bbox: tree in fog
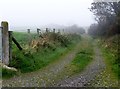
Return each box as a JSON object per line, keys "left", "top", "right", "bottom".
{"left": 88, "top": 23, "right": 98, "bottom": 37}
{"left": 88, "top": 1, "right": 120, "bottom": 37}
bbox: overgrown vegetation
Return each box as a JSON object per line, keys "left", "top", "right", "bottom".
{"left": 2, "top": 68, "right": 17, "bottom": 79}
{"left": 88, "top": 1, "right": 120, "bottom": 80}
{"left": 97, "top": 35, "right": 120, "bottom": 79}
{"left": 2, "top": 31, "right": 81, "bottom": 78}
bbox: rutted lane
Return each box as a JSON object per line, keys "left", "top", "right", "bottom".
{"left": 56, "top": 45, "right": 106, "bottom": 87}
{"left": 2, "top": 42, "right": 81, "bottom": 87}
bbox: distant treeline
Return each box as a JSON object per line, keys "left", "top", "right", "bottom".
{"left": 88, "top": 2, "right": 120, "bottom": 37}
{"left": 65, "top": 25, "right": 85, "bottom": 34}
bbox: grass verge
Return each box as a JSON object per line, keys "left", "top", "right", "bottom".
{"left": 97, "top": 39, "right": 120, "bottom": 80}
{"left": 87, "top": 39, "right": 119, "bottom": 87}
{"left": 101, "top": 48, "right": 119, "bottom": 79}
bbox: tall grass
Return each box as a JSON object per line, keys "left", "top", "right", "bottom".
{"left": 100, "top": 47, "right": 120, "bottom": 79}
{"left": 97, "top": 37, "right": 120, "bottom": 79}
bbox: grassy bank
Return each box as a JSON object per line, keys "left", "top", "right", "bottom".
{"left": 2, "top": 32, "right": 81, "bottom": 79}
{"left": 87, "top": 39, "right": 119, "bottom": 87}
{"left": 100, "top": 47, "right": 119, "bottom": 79}
{"left": 97, "top": 35, "right": 120, "bottom": 79}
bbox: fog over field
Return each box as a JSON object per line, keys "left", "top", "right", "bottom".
{"left": 1, "top": 0, "right": 120, "bottom": 87}
{"left": 0, "top": 0, "right": 94, "bottom": 31}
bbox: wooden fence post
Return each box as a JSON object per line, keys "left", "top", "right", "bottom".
{"left": 9, "top": 31, "right": 13, "bottom": 61}
{"left": 46, "top": 28, "right": 48, "bottom": 33}
{"left": 58, "top": 29, "right": 60, "bottom": 34}
{"left": 27, "top": 29, "right": 30, "bottom": 33}
{"left": 0, "top": 27, "right": 2, "bottom": 60}
{"left": 1, "top": 21, "right": 9, "bottom": 65}
{"left": 37, "top": 28, "right": 40, "bottom": 35}
{"left": 53, "top": 28, "right": 55, "bottom": 33}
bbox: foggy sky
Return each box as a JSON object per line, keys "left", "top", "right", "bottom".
{"left": 0, "top": 0, "right": 95, "bottom": 28}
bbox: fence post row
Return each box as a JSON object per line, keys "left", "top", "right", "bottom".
{"left": 0, "top": 21, "right": 64, "bottom": 65}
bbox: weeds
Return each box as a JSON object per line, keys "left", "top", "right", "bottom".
{"left": 2, "top": 68, "right": 17, "bottom": 79}
{"left": 97, "top": 35, "right": 120, "bottom": 79}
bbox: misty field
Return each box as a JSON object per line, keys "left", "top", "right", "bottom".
{"left": 1, "top": 0, "right": 120, "bottom": 88}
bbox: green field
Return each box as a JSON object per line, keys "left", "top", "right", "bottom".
{"left": 2, "top": 32, "right": 81, "bottom": 78}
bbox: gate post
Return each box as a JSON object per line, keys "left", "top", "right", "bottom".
{"left": 1, "top": 21, "right": 9, "bottom": 65}
{"left": 27, "top": 29, "right": 30, "bottom": 33}
{"left": 53, "top": 28, "right": 55, "bottom": 33}
{"left": 46, "top": 28, "right": 49, "bottom": 33}
{"left": 0, "top": 27, "right": 2, "bottom": 60}
{"left": 9, "top": 31, "right": 13, "bottom": 61}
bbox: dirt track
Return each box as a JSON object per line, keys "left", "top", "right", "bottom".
{"left": 56, "top": 45, "right": 106, "bottom": 87}
{"left": 2, "top": 37, "right": 118, "bottom": 87}
{"left": 2, "top": 42, "right": 81, "bottom": 87}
